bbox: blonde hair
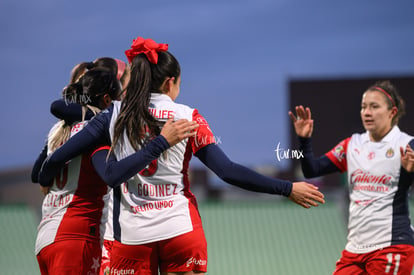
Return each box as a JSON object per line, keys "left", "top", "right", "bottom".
{"left": 47, "top": 105, "right": 101, "bottom": 153}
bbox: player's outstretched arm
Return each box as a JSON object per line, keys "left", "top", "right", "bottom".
{"left": 288, "top": 182, "right": 325, "bottom": 208}
{"left": 196, "top": 143, "right": 325, "bottom": 207}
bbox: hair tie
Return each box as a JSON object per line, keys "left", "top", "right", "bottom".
{"left": 372, "top": 86, "right": 395, "bottom": 107}
{"left": 124, "top": 37, "right": 168, "bottom": 64}
{"left": 115, "top": 59, "right": 126, "bottom": 80}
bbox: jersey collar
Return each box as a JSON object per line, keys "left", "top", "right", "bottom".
{"left": 150, "top": 93, "right": 173, "bottom": 103}
{"left": 362, "top": 126, "right": 400, "bottom": 144}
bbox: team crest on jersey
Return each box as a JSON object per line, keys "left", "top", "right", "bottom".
{"left": 385, "top": 148, "right": 394, "bottom": 158}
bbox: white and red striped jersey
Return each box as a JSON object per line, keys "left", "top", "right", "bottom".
{"left": 326, "top": 126, "right": 414, "bottom": 254}
{"left": 35, "top": 121, "right": 110, "bottom": 254}
{"left": 108, "top": 94, "right": 215, "bottom": 244}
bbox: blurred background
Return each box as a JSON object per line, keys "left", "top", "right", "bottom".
{"left": 1, "top": 0, "right": 414, "bottom": 274}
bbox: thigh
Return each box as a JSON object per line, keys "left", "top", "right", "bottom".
{"left": 37, "top": 239, "right": 102, "bottom": 275}
{"left": 110, "top": 240, "right": 158, "bottom": 275}
{"left": 36, "top": 253, "right": 49, "bottom": 275}
{"left": 159, "top": 225, "right": 208, "bottom": 274}
{"left": 366, "top": 244, "right": 414, "bottom": 275}
{"left": 333, "top": 249, "right": 366, "bottom": 275}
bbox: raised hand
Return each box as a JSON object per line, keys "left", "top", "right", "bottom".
{"left": 400, "top": 144, "right": 414, "bottom": 172}
{"left": 288, "top": 181, "right": 325, "bottom": 208}
{"left": 288, "top": 105, "right": 314, "bottom": 138}
{"left": 160, "top": 117, "right": 199, "bottom": 146}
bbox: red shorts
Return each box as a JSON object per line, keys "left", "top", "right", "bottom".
{"left": 100, "top": 239, "right": 113, "bottom": 275}
{"left": 37, "top": 239, "right": 102, "bottom": 275}
{"left": 110, "top": 225, "right": 207, "bottom": 274}
{"left": 333, "top": 244, "right": 414, "bottom": 275}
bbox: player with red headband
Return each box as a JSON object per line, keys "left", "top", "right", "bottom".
{"left": 289, "top": 80, "right": 414, "bottom": 274}
{"left": 38, "top": 37, "right": 325, "bottom": 275}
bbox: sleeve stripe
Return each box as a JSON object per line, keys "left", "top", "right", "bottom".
{"left": 91, "top": 146, "right": 111, "bottom": 156}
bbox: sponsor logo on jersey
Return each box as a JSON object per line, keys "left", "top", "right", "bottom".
{"left": 350, "top": 169, "right": 392, "bottom": 185}
{"left": 186, "top": 257, "right": 207, "bottom": 268}
{"left": 148, "top": 108, "right": 175, "bottom": 119}
{"left": 110, "top": 268, "right": 135, "bottom": 275}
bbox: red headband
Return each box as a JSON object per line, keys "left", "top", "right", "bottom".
{"left": 125, "top": 37, "right": 168, "bottom": 64}
{"left": 372, "top": 86, "right": 395, "bottom": 107}
{"left": 115, "top": 59, "right": 126, "bottom": 80}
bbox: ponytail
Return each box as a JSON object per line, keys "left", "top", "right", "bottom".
{"left": 47, "top": 120, "right": 72, "bottom": 153}
{"left": 112, "top": 50, "right": 180, "bottom": 152}
{"left": 112, "top": 54, "right": 160, "bottom": 152}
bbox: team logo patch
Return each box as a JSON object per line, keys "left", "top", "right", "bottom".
{"left": 385, "top": 148, "right": 394, "bottom": 158}
{"left": 333, "top": 145, "right": 345, "bottom": 162}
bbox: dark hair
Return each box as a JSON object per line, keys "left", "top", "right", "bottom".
{"left": 70, "top": 57, "right": 118, "bottom": 84}
{"left": 112, "top": 51, "right": 180, "bottom": 150}
{"left": 64, "top": 68, "right": 121, "bottom": 108}
{"left": 94, "top": 57, "right": 118, "bottom": 76}
{"left": 367, "top": 80, "right": 405, "bottom": 126}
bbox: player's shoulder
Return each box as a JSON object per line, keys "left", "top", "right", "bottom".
{"left": 173, "top": 101, "right": 194, "bottom": 113}
{"left": 397, "top": 130, "right": 413, "bottom": 145}
{"left": 384, "top": 126, "right": 412, "bottom": 145}
{"left": 170, "top": 101, "right": 196, "bottom": 120}
{"left": 350, "top": 131, "right": 367, "bottom": 144}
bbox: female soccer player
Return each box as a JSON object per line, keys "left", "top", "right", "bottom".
{"left": 32, "top": 68, "right": 196, "bottom": 275}
{"left": 289, "top": 81, "right": 414, "bottom": 274}
{"left": 46, "top": 57, "right": 130, "bottom": 275}
{"left": 32, "top": 69, "right": 121, "bottom": 275}
{"left": 38, "top": 37, "right": 325, "bottom": 275}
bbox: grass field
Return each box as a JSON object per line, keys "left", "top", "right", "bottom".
{"left": 1, "top": 199, "right": 414, "bottom": 274}
{"left": 200, "top": 200, "right": 346, "bottom": 275}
